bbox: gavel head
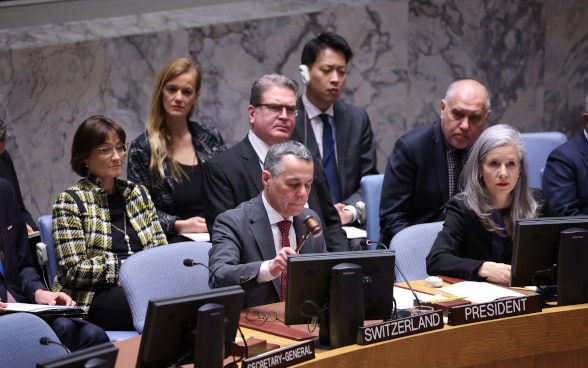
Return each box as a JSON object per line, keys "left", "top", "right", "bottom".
{"left": 302, "top": 215, "right": 322, "bottom": 237}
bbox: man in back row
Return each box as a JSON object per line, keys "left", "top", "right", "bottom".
{"left": 203, "top": 74, "right": 350, "bottom": 252}
{"left": 542, "top": 92, "right": 588, "bottom": 216}
{"left": 379, "top": 79, "right": 491, "bottom": 245}
{"left": 292, "top": 32, "right": 378, "bottom": 225}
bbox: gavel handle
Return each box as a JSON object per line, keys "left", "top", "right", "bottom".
{"left": 295, "top": 231, "right": 311, "bottom": 253}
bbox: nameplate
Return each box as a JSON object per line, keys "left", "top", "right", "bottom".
{"left": 447, "top": 294, "right": 542, "bottom": 326}
{"left": 242, "top": 340, "right": 315, "bottom": 368}
{"left": 357, "top": 310, "right": 444, "bottom": 345}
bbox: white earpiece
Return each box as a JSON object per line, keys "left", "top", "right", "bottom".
{"left": 299, "top": 65, "right": 310, "bottom": 86}
{"left": 36, "top": 242, "right": 48, "bottom": 265}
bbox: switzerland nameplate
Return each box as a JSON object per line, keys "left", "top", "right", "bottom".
{"left": 357, "top": 310, "right": 444, "bottom": 345}
{"left": 447, "top": 294, "right": 542, "bottom": 326}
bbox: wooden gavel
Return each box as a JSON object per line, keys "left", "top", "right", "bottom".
{"left": 295, "top": 215, "right": 322, "bottom": 253}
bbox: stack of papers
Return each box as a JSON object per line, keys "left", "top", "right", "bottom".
{"left": 438, "top": 281, "right": 525, "bottom": 303}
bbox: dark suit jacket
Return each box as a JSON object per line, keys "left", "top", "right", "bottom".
{"left": 426, "top": 189, "right": 559, "bottom": 281}
{"left": 542, "top": 132, "right": 588, "bottom": 216}
{"left": 208, "top": 194, "right": 327, "bottom": 308}
{"left": 0, "top": 150, "right": 37, "bottom": 231}
{"left": 379, "top": 120, "right": 448, "bottom": 245}
{"left": 202, "top": 136, "right": 350, "bottom": 252}
{"left": 292, "top": 99, "right": 378, "bottom": 206}
{"left": 0, "top": 177, "right": 45, "bottom": 303}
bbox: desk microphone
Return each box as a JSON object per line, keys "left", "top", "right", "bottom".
{"left": 360, "top": 239, "right": 422, "bottom": 308}
{"left": 39, "top": 337, "right": 71, "bottom": 354}
{"left": 295, "top": 215, "right": 322, "bottom": 253}
{"left": 183, "top": 258, "right": 221, "bottom": 286}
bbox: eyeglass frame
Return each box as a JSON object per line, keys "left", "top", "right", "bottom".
{"left": 96, "top": 143, "right": 129, "bottom": 157}
{"left": 255, "top": 103, "right": 298, "bottom": 117}
{"left": 244, "top": 309, "right": 285, "bottom": 326}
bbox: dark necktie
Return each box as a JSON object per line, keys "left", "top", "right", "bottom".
{"left": 277, "top": 220, "right": 291, "bottom": 301}
{"left": 320, "top": 114, "right": 342, "bottom": 204}
{"left": 453, "top": 149, "right": 466, "bottom": 197}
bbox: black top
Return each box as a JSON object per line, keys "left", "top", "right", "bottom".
{"left": 173, "top": 163, "right": 204, "bottom": 219}
{"left": 107, "top": 190, "right": 141, "bottom": 261}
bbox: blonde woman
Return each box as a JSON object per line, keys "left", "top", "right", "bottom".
{"left": 128, "top": 58, "right": 226, "bottom": 242}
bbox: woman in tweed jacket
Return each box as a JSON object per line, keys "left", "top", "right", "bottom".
{"left": 52, "top": 115, "right": 167, "bottom": 331}
{"left": 128, "top": 58, "right": 226, "bottom": 242}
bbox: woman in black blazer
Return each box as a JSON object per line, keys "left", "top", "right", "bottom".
{"left": 426, "top": 124, "right": 559, "bottom": 284}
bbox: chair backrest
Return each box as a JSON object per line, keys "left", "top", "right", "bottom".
{"left": 38, "top": 215, "right": 58, "bottom": 289}
{"left": 0, "top": 313, "right": 66, "bottom": 367}
{"left": 360, "top": 174, "right": 384, "bottom": 245}
{"left": 390, "top": 221, "right": 443, "bottom": 282}
{"left": 520, "top": 131, "right": 567, "bottom": 189}
{"left": 120, "top": 241, "right": 213, "bottom": 333}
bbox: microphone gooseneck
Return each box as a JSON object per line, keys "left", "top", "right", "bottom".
{"left": 39, "top": 336, "right": 72, "bottom": 354}
{"left": 295, "top": 215, "right": 322, "bottom": 253}
{"left": 183, "top": 258, "right": 221, "bottom": 287}
{"left": 362, "top": 240, "right": 422, "bottom": 307}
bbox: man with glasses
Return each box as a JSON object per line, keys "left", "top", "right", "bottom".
{"left": 292, "top": 32, "right": 378, "bottom": 226}
{"left": 203, "top": 74, "right": 351, "bottom": 252}
{"left": 379, "top": 79, "right": 491, "bottom": 246}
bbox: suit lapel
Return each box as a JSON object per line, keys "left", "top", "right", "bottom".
{"left": 295, "top": 100, "right": 321, "bottom": 157}
{"left": 577, "top": 134, "right": 588, "bottom": 174}
{"left": 431, "top": 121, "right": 450, "bottom": 202}
{"left": 333, "top": 101, "right": 348, "bottom": 196}
{"left": 241, "top": 139, "right": 264, "bottom": 193}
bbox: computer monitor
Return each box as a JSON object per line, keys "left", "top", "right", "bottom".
{"left": 284, "top": 250, "right": 395, "bottom": 347}
{"left": 136, "top": 285, "right": 245, "bottom": 368}
{"left": 510, "top": 216, "right": 588, "bottom": 287}
{"left": 36, "top": 342, "right": 118, "bottom": 368}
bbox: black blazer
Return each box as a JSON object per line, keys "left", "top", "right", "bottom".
{"left": 202, "top": 136, "right": 350, "bottom": 252}
{"left": 379, "top": 120, "right": 448, "bottom": 245}
{"left": 0, "top": 177, "right": 46, "bottom": 303}
{"left": 426, "top": 189, "right": 560, "bottom": 281}
{"left": 0, "top": 150, "right": 37, "bottom": 231}
{"left": 292, "top": 98, "right": 378, "bottom": 205}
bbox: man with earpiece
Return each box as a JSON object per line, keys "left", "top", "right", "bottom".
{"left": 292, "top": 32, "right": 378, "bottom": 226}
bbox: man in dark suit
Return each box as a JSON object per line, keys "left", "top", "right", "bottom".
{"left": 379, "top": 79, "right": 491, "bottom": 245}
{"left": 542, "top": 94, "right": 588, "bottom": 216}
{"left": 0, "top": 177, "right": 108, "bottom": 351}
{"left": 208, "top": 140, "right": 327, "bottom": 308}
{"left": 203, "top": 74, "right": 350, "bottom": 252}
{"left": 292, "top": 32, "right": 378, "bottom": 225}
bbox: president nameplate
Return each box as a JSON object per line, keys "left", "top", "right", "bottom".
{"left": 357, "top": 310, "right": 444, "bottom": 345}
{"left": 447, "top": 294, "right": 542, "bottom": 326}
{"left": 242, "top": 340, "right": 314, "bottom": 368}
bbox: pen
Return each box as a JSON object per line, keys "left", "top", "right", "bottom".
{"left": 426, "top": 296, "right": 467, "bottom": 304}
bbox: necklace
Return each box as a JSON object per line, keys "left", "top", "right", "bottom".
{"left": 111, "top": 211, "right": 133, "bottom": 255}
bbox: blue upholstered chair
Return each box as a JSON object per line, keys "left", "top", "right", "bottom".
{"left": 119, "top": 241, "right": 212, "bottom": 333}
{"left": 360, "top": 174, "right": 385, "bottom": 247}
{"left": 520, "top": 131, "right": 567, "bottom": 189}
{"left": 0, "top": 313, "right": 66, "bottom": 368}
{"left": 37, "top": 215, "right": 139, "bottom": 342}
{"left": 390, "top": 221, "right": 443, "bottom": 282}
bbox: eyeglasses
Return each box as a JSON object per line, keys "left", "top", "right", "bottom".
{"left": 97, "top": 144, "right": 128, "bottom": 157}
{"left": 245, "top": 310, "right": 284, "bottom": 326}
{"left": 256, "top": 103, "right": 298, "bottom": 117}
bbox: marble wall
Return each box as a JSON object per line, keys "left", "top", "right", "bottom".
{"left": 0, "top": 0, "right": 587, "bottom": 222}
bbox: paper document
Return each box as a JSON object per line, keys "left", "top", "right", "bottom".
{"left": 394, "top": 286, "right": 442, "bottom": 309}
{"left": 5, "top": 302, "right": 83, "bottom": 314}
{"left": 438, "top": 281, "right": 525, "bottom": 303}
{"left": 181, "top": 233, "right": 211, "bottom": 242}
{"left": 342, "top": 226, "right": 367, "bottom": 239}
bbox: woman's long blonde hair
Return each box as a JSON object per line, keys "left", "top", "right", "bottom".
{"left": 147, "top": 58, "right": 201, "bottom": 182}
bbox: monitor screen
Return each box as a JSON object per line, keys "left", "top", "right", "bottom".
{"left": 36, "top": 342, "right": 118, "bottom": 368}
{"left": 511, "top": 216, "right": 588, "bottom": 287}
{"left": 284, "top": 250, "right": 395, "bottom": 326}
{"left": 136, "top": 285, "right": 245, "bottom": 368}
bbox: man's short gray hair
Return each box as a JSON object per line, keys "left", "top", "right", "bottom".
{"left": 264, "top": 140, "right": 313, "bottom": 177}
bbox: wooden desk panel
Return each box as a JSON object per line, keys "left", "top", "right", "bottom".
{"left": 114, "top": 303, "right": 588, "bottom": 368}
